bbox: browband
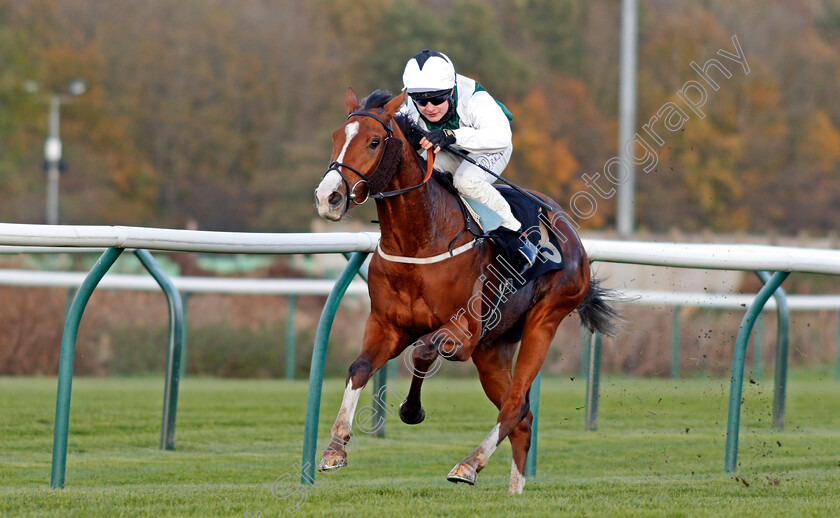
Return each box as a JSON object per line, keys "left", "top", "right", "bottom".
{"left": 348, "top": 111, "right": 393, "bottom": 135}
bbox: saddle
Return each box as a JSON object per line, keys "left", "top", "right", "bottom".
{"left": 434, "top": 172, "right": 564, "bottom": 285}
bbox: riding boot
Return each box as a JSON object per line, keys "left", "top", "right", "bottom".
{"left": 491, "top": 228, "right": 539, "bottom": 275}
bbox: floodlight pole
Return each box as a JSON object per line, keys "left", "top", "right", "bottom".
{"left": 45, "top": 95, "right": 62, "bottom": 225}
{"left": 42, "top": 79, "right": 87, "bottom": 225}
{"left": 616, "top": 0, "right": 638, "bottom": 238}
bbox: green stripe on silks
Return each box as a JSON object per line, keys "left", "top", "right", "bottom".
{"left": 422, "top": 83, "right": 513, "bottom": 131}
{"left": 474, "top": 82, "right": 513, "bottom": 122}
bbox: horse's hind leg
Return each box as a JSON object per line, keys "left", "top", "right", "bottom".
{"left": 478, "top": 340, "right": 533, "bottom": 495}
{"left": 447, "top": 336, "right": 533, "bottom": 494}
{"left": 319, "top": 321, "right": 407, "bottom": 472}
{"left": 448, "top": 294, "right": 578, "bottom": 493}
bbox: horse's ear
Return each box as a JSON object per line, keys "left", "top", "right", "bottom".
{"left": 345, "top": 87, "right": 360, "bottom": 114}
{"left": 383, "top": 90, "right": 407, "bottom": 117}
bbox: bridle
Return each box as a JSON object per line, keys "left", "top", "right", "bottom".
{"left": 323, "top": 110, "right": 433, "bottom": 213}
{"left": 324, "top": 107, "right": 480, "bottom": 264}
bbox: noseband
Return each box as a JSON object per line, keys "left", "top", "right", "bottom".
{"left": 323, "top": 110, "right": 432, "bottom": 212}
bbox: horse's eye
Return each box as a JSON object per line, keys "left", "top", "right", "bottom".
{"left": 370, "top": 138, "right": 381, "bottom": 149}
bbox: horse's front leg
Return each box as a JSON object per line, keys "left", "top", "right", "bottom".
{"left": 399, "top": 312, "right": 483, "bottom": 425}
{"left": 319, "top": 318, "right": 408, "bottom": 472}
{"left": 398, "top": 339, "right": 438, "bottom": 425}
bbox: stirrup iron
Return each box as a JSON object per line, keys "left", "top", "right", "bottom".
{"left": 518, "top": 238, "right": 539, "bottom": 274}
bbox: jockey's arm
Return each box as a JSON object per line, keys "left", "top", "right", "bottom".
{"left": 451, "top": 90, "right": 512, "bottom": 155}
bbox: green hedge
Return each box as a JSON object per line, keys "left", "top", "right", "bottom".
{"left": 104, "top": 322, "right": 321, "bottom": 378}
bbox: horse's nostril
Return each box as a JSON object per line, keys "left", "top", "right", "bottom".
{"left": 328, "top": 192, "right": 343, "bottom": 206}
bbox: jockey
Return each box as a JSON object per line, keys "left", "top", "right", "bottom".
{"left": 400, "top": 49, "right": 537, "bottom": 270}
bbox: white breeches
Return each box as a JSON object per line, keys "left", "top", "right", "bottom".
{"left": 430, "top": 143, "right": 521, "bottom": 231}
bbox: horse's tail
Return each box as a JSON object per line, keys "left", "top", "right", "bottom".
{"left": 576, "top": 277, "right": 623, "bottom": 337}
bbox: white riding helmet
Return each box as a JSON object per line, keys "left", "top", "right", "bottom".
{"left": 402, "top": 50, "right": 456, "bottom": 95}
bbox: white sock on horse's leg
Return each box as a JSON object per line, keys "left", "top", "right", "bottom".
{"left": 331, "top": 382, "right": 363, "bottom": 442}
{"left": 509, "top": 460, "right": 526, "bottom": 494}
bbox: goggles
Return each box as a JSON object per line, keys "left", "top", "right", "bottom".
{"left": 411, "top": 91, "right": 451, "bottom": 107}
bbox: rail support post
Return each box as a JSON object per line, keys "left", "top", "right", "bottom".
{"left": 752, "top": 313, "right": 763, "bottom": 379}
{"left": 580, "top": 328, "right": 591, "bottom": 380}
{"left": 286, "top": 294, "right": 298, "bottom": 380}
{"left": 524, "top": 368, "right": 542, "bottom": 477}
{"left": 836, "top": 310, "right": 840, "bottom": 381}
{"left": 371, "top": 366, "right": 388, "bottom": 439}
{"left": 51, "top": 246, "right": 124, "bottom": 489}
{"left": 755, "top": 270, "right": 790, "bottom": 430}
{"left": 301, "top": 252, "right": 368, "bottom": 485}
{"left": 725, "top": 270, "right": 789, "bottom": 473}
{"left": 180, "top": 291, "right": 191, "bottom": 380}
{"left": 671, "top": 305, "right": 681, "bottom": 378}
{"left": 134, "top": 249, "right": 184, "bottom": 451}
{"left": 585, "top": 331, "right": 602, "bottom": 431}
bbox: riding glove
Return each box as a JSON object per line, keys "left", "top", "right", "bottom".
{"left": 426, "top": 129, "right": 457, "bottom": 149}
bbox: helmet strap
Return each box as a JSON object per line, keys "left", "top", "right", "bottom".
{"left": 438, "top": 95, "right": 456, "bottom": 123}
{"left": 418, "top": 86, "right": 457, "bottom": 126}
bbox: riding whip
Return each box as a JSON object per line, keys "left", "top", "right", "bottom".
{"left": 411, "top": 123, "right": 554, "bottom": 213}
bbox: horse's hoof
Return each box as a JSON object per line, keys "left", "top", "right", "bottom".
{"left": 399, "top": 401, "right": 425, "bottom": 425}
{"left": 318, "top": 447, "right": 347, "bottom": 472}
{"left": 446, "top": 461, "right": 476, "bottom": 485}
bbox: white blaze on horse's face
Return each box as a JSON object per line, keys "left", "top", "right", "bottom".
{"left": 315, "top": 121, "right": 360, "bottom": 221}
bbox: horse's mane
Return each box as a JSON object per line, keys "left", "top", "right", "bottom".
{"left": 362, "top": 90, "right": 393, "bottom": 109}
{"left": 360, "top": 89, "right": 459, "bottom": 197}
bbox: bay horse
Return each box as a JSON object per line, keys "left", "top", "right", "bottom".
{"left": 314, "top": 88, "right": 616, "bottom": 494}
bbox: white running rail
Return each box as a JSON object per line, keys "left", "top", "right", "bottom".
{"left": 0, "top": 224, "right": 839, "bottom": 275}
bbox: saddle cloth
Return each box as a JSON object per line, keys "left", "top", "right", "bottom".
{"left": 463, "top": 185, "right": 564, "bottom": 283}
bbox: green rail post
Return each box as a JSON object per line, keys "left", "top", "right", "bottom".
{"left": 671, "top": 305, "right": 681, "bottom": 379}
{"left": 524, "top": 368, "right": 542, "bottom": 477}
{"left": 371, "top": 366, "right": 388, "bottom": 438}
{"left": 342, "top": 252, "right": 369, "bottom": 282}
{"left": 724, "top": 271, "right": 789, "bottom": 473}
{"left": 301, "top": 252, "right": 368, "bottom": 485}
{"left": 286, "top": 294, "right": 298, "bottom": 380}
{"left": 180, "top": 291, "right": 190, "bottom": 380}
{"left": 64, "top": 287, "right": 76, "bottom": 319}
{"left": 51, "top": 247, "right": 124, "bottom": 489}
{"left": 580, "top": 328, "right": 591, "bottom": 380}
{"left": 752, "top": 313, "right": 763, "bottom": 379}
{"left": 835, "top": 311, "right": 840, "bottom": 381}
{"left": 755, "top": 270, "right": 790, "bottom": 430}
{"left": 134, "top": 249, "right": 184, "bottom": 451}
{"left": 585, "top": 331, "right": 602, "bottom": 431}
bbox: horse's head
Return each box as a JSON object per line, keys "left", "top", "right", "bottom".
{"left": 315, "top": 88, "right": 407, "bottom": 221}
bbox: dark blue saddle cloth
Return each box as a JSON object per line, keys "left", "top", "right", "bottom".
{"left": 492, "top": 185, "right": 564, "bottom": 283}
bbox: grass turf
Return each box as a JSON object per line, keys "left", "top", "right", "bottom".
{"left": 1, "top": 370, "right": 839, "bottom": 517}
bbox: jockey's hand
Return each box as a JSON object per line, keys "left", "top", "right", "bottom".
{"left": 420, "top": 129, "right": 456, "bottom": 154}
